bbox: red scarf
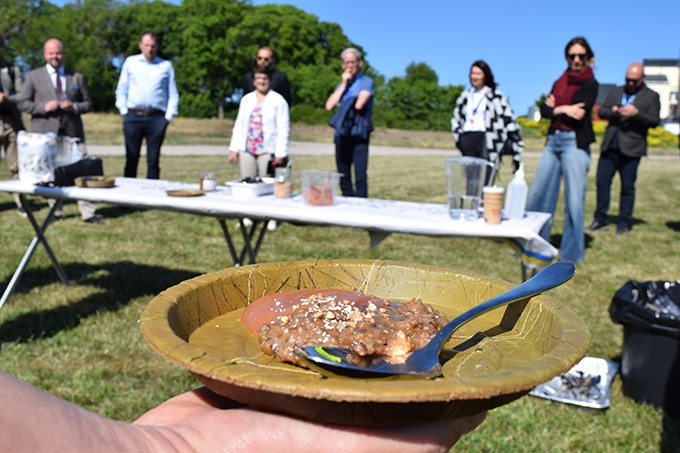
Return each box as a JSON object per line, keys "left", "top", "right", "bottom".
{"left": 550, "top": 66, "right": 594, "bottom": 131}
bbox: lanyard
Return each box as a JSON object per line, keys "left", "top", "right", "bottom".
{"left": 468, "top": 89, "right": 486, "bottom": 124}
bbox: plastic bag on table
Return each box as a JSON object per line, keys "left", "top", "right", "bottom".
{"left": 17, "top": 131, "right": 58, "bottom": 184}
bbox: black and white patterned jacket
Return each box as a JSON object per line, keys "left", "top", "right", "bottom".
{"left": 451, "top": 87, "right": 524, "bottom": 171}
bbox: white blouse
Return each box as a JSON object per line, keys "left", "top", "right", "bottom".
{"left": 229, "top": 90, "right": 290, "bottom": 158}
{"left": 463, "top": 87, "right": 489, "bottom": 133}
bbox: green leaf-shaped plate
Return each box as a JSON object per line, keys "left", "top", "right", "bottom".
{"left": 140, "top": 259, "right": 589, "bottom": 425}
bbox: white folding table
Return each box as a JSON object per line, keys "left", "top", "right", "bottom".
{"left": 0, "top": 177, "right": 557, "bottom": 308}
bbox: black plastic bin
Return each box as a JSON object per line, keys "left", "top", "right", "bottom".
{"left": 610, "top": 280, "right": 680, "bottom": 417}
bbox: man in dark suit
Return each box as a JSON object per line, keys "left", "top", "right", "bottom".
{"left": 588, "top": 62, "right": 660, "bottom": 235}
{"left": 243, "top": 46, "right": 291, "bottom": 106}
{"left": 18, "top": 38, "right": 100, "bottom": 224}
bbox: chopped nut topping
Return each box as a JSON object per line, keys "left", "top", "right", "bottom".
{"left": 250, "top": 290, "right": 448, "bottom": 368}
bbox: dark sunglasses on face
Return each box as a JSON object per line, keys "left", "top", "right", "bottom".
{"left": 568, "top": 53, "right": 587, "bottom": 61}
{"left": 626, "top": 78, "right": 642, "bottom": 84}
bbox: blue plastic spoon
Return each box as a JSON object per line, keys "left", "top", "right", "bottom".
{"left": 296, "top": 262, "right": 575, "bottom": 378}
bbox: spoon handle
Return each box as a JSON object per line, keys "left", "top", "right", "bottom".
{"left": 428, "top": 262, "right": 575, "bottom": 351}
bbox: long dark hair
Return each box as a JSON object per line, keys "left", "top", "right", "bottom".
{"left": 471, "top": 60, "right": 496, "bottom": 91}
{"left": 564, "top": 36, "right": 595, "bottom": 62}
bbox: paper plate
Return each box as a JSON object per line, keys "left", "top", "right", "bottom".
{"left": 140, "top": 259, "right": 590, "bottom": 425}
{"left": 166, "top": 189, "right": 204, "bottom": 197}
{"left": 74, "top": 175, "right": 115, "bottom": 188}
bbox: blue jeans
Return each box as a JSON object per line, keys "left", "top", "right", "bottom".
{"left": 594, "top": 148, "right": 640, "bottom": 227}
{"left": 526, "top": 131, "right": 591, "bottom": 263}
{"left": 123, "top": 113, "right": 168, "bottom": 179}
{"left": 334, "top": 135, "right": 369, "bottom": 197}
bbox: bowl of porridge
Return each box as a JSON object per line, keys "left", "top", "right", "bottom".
{"left": 140, "top": 259, "right": 589, "bottom": 425}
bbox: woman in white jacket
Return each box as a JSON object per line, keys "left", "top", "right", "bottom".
{"left": 229, "top": 66, "right": 289, "bottom": 179}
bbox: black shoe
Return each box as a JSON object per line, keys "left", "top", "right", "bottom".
{"left": 587, "top": 220, "right": 609, "bottom": 232}
{"left": 16, "top": 207, "right": 27, "bottom": 218}
{"left": 84, "top": 215, "right": 102, "bottom": 225}
{"left": 616, "top": 224, "right": 631, "bottom": 235}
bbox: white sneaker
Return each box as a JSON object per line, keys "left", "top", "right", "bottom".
{"left": 267, "top": 220, "right": 277, "bottom": 231}
{"left": 240, "top": 218, "right": 253, "bottom": 228}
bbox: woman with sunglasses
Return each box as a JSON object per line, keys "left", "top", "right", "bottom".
{"left": 451, "top": 60, "right": 524, "bottom": 182}
{"left": 526, "top": 37, "right": 599, "bottom": 264}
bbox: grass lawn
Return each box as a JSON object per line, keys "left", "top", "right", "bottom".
{"left": 0, "top": 147, "right": 679, "bottom": 451}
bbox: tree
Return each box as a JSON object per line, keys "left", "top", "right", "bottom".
{"left": 0, "top": 0, "right": 58, "bottom": 69}
{"left": 44, "top": 0, "right": 122, "bottom": 111}
{"left": 110, "top": 1, "right": 183, "bottom": 60}
{"left": 226, "top": 4, "right": 358, "bottom": 107}
{"left": 378, "top": 62, "right": 463, "bottom": 130}
{"left": 173, "top": 0, "right": 249, "bottom": 118}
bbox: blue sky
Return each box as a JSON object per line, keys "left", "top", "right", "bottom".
{"left": 53, "top": 0, "right": 679, "bottom": 116}
{"left": 250, "top": 0, "right": 679, "bottom": 115}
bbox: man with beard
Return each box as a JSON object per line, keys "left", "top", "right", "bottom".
{"left": 243, "top": 46, "right": 291, "bottom": 106}
{"left": 588, "top": 62, "right": 660, "bottom": 235}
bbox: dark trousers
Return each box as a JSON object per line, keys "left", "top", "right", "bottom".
{"left": 594, "top": 148, "right": 640, "bottom": 227}
{"left": 123, "top": 113, "right": 168, "bottom": 179}
{"left": 334, "top": 135, "right": 369, "bottom": 198}
{"left": 458, "top": 131, "right": 494, "bottom": 185}
{"left": 458, "top": 131, "right": 487, "bottom": 160}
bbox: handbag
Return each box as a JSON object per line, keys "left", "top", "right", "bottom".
{"left": 53, "top": 157, "right": 104, "bottom": 186}
{"left": 266, "top": 156, "right": 289, "bottom": 177}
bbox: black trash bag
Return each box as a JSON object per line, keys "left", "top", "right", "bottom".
{"left": 609, "top": 280, "right": 680, "bottom": 331}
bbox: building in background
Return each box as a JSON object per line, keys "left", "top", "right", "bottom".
{"left": 643, "top": 59, "right": 679, "bottom": 121}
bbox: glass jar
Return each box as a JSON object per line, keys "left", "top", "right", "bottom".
{"left": 274, "top": 167, "right": 292, "bottom": 198}
{"left": 200, "top": 172, "right": 217, "bottom": 191}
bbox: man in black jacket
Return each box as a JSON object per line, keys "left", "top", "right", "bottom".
{"left": 0, "top": 55, "right": 26, "bottom": 214}
{"left": 0, "top": 56, "right": 24, "bottom": 179}
{"left": 588, "top": 62, "right": 660, "bottom": 235}
{"left": 243, "top": 46, "right": 291, "bottom": 106}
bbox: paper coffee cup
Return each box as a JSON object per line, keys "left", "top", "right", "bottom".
{"left": 483, "top": 186, "right": 504, "bottom": 224}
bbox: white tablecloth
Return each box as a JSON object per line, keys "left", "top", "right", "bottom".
{"left": 0, "top": 177, "right": 557, "bottom": 268}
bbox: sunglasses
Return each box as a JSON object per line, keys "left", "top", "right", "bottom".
{"left": 567, "top": 53, "right": 588, "bottom": 61}
{"left": 626, "top": 78, "right": 642, "bottom": 84}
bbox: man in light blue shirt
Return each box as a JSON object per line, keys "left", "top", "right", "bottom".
{"left": 115, "top": 32, "right": 179, "bottom": 179}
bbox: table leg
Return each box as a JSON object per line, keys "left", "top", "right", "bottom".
{"left": 217, "top": 219, "right": 240, "bottom": 265}
{"left": 237, "top": 219, "right": 267, "bottom": 265}
{"left": 0, "top": 196, "right": 69, "bottom": 309}
{"left": 521, "top": 263, "right": 539, "bottom": 282}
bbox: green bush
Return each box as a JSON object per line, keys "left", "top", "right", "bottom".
{"left": 290, "top": 104, "right": 332, "bottom": 125}
{"left": 178, "top": 93, "right": 217, "bottom": 119}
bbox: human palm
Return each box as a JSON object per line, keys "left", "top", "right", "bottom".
{"left": 134, "top": 387, "right": 486, "bottom": 452}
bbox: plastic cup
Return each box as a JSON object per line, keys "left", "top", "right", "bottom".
{"left": 483, "top": 186, "right": 504, "bottom": 224}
